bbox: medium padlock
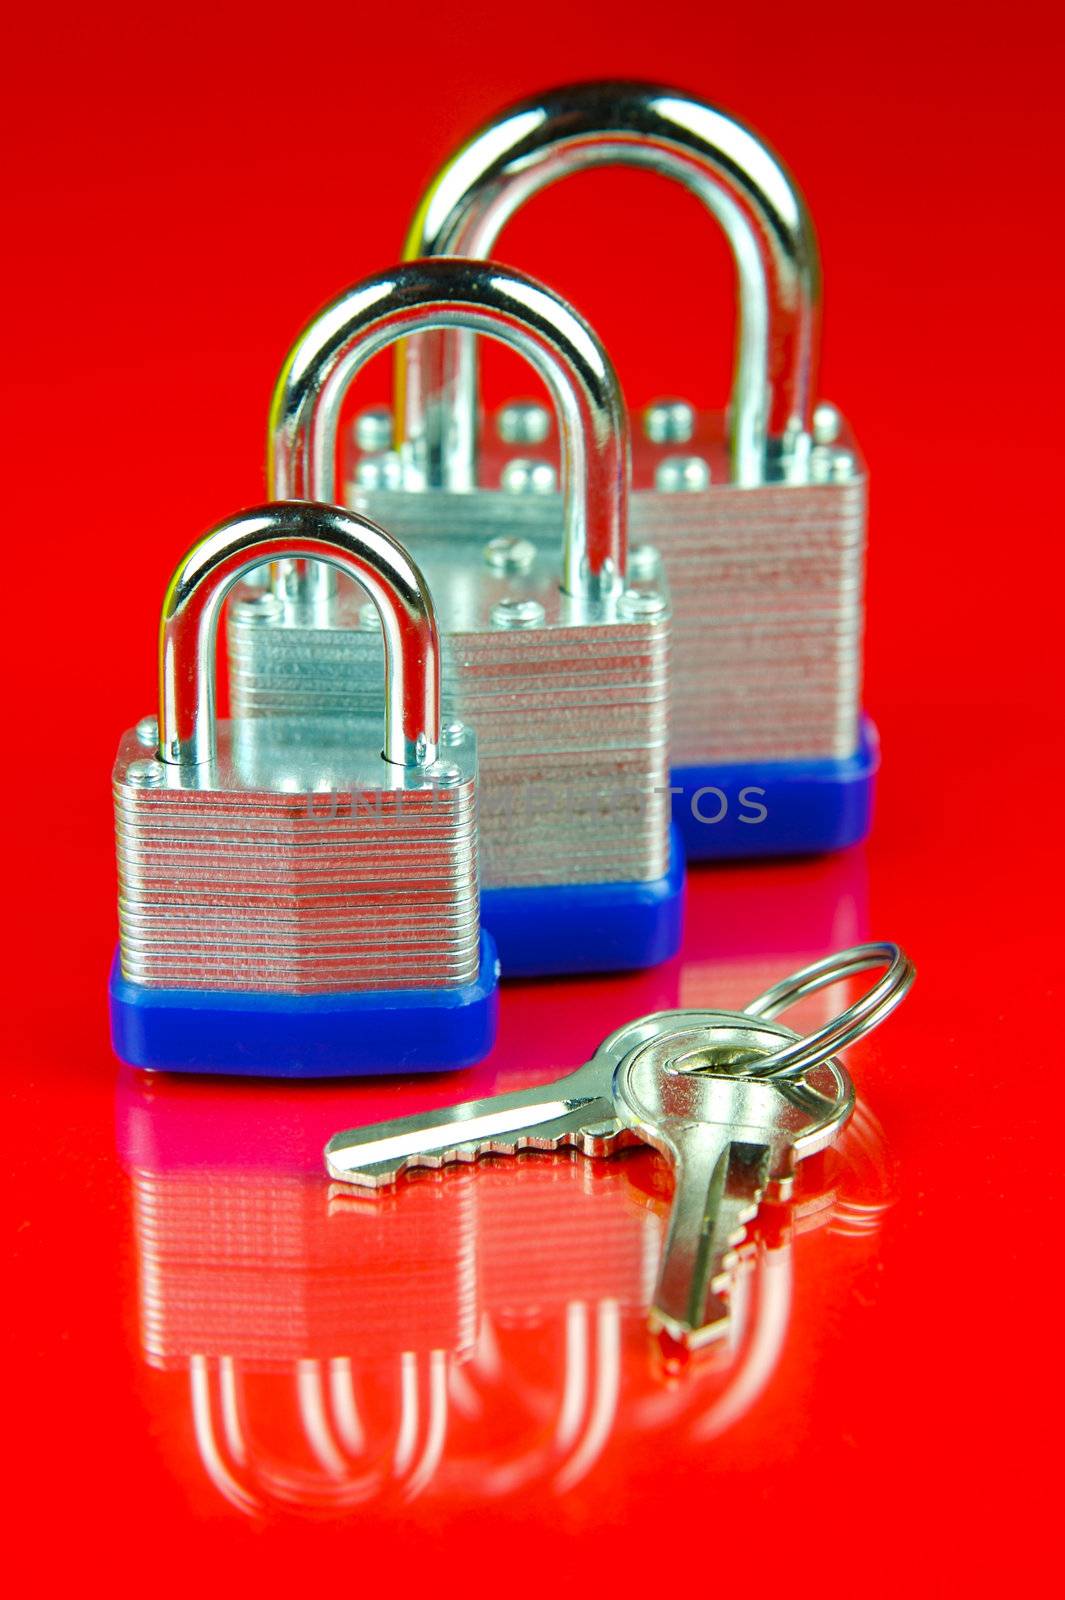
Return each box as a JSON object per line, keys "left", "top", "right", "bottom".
{"left": 109, "top": 500, "right": 499, "bottom": 1077}
{"left": 227, "top": 260, "right": 684, "bottom": 979}
{"left": 384, "top": 80, "right": 877, "bottom": 862}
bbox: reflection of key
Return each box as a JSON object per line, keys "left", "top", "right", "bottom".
{"left": 612, "top": 1022, "right": 852, "bottom": 1347}
{"left": 326, "top": 1009, "right": 853, "bottom": 1349}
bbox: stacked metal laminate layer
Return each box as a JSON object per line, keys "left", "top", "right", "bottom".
{"left": 339, "top": 406, "right": 865, "bottom": 770}
{"left": 227, "top": 536, "right": 671, "bottom": 889}
{"left": 113, "top": 718, "right": 480, "bottom": 991}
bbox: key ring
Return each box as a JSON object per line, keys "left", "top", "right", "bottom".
{"left": 741, "top": 942, "right": 915, "bottom": 1080}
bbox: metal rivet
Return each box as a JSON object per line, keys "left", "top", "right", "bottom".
{"left": 484, "top": 535, "right": 537, "bottom": 575}
{"left": 628, "top": 543, "right": 661, "bottom": 581}
{"left": 501, "top": 458, "right": 557, "bottom": 495}
{"left": 498, "top": 400, "right": 552, "bottom": 445}
{"left": 618, "top": 588, "right": 668, "bottom": 620}
{"left": 812, "top": 401, "right": 843, "bottom": 446}
{"left": 655, "top": 455, "right": 711, "bottom": 493}
{"left": 643, "top": 399, "right": 695, "bottom": 445}
{"left": 441, "top": 720, "right": 467, "bottom": 747}
{"left": 830, "top": 448, "right": 858, "bottom": 482}
{"left": 354, "top": 406, "right": 393, "bottom": 452}
{"left": 125, "top": 759, "right": 165, "bottom": 788}
{"left": 491, "top": 597, "right": 546, "bottom": 630}
{"left": 427, "top": 762, "right": 462, "bottom": 789}
{"left": 355, "top": 452, "right": 402, "bottom": 491}
{"left": 234, "top": 591, "right": 281, "bottom": 625}
{"left": 135, "top": 715, "right": 159, "bottom": 748}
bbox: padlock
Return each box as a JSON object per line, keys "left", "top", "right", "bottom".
{"left": 227, "top": 260, "right": 684, "bottom": 979}
{"left": 383, "top": 80, "right": 877, "bottom": 862}
{"left": 109, "top": 500, "right": 499, "bottom": 1076}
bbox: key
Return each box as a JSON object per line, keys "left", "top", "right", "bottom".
{"left": 323, "top": 1008, "right": 734, "bottom": 1187}
{"left": 324, "top": 1055, "right": 624, "bottom": 1188}
{"left": 324, "top": 1008, "right": 853, "bottom": 1347}
{"left": 613, "top": 1019, "right": 853, "bottom": 1347}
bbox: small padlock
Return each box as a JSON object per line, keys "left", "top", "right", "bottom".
{"left": 390, "top": 80, "right": 877, "bottom": 862}
{"left": 227, "top": 260, "right": 684, "bottom": 979}
{"left": 109, "top": 500, "right": 499, "bottom": 1076}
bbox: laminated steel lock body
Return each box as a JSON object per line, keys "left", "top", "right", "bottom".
{"left": 381, "top": 82, "right": 876, "bottom": 859}
{"left": 110, "top": 501, "right": 498, "bottom": 1075}
{"left": 227, "top": 262, "right": 683, "bottom": 975}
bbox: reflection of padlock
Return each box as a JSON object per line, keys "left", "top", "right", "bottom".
{"left": 386, "top": 81, "right": 877, "bottom": 862}
{"left": 109, "top": 501, "right": 498, "bottom": 1076}
{"left": 116, "top": 1069, "right": 478, "bottom": 1513}
{"left": 227, "top": 260, "right": 684, "bottom": 979}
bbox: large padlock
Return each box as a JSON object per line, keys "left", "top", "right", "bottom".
{"left": 227, "top": 260, "right": 684, "bottom": 979}
{"left": 379, "top": 80, "right": 876, "bottom": 862}
{"left": 109, "top": 500, "right": 499, "bottom": 1077}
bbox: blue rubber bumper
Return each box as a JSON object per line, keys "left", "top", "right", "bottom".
{"left": 108, "top": 929, "right": 501, "bottom": 1078}
{"left": 671, "top": 717, "right": 879, "bottom": 862}
{"left": 480, "top": 824, "right": 686, "bottom": 978}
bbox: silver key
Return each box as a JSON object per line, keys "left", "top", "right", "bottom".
{"left": 324, "top": 1008, "right": 853, "bottom": 1348}
{"left": 323, "top": 1009, "right": 744, "bottom": 1186}
{"left": 612, "top": 1019, "right": 852, "bottom": 1347}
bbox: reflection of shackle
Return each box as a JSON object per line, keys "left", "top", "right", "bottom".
{"left": 189, "top": 1352, "right": 449, "bottom": 1514}
{"left": 118, "top": 1070, "right": 478, "bottom": 1515}
{"left": 441, "top": 1156, "right": 658, "bottom": 1496}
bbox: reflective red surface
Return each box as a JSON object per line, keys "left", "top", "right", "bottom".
{"left": 4, "top": 1, "right": 1061, "bottom": 1590}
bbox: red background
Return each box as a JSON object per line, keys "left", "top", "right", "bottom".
{"left": 4, "top": 1, "right": 1063, "bottom": 1592}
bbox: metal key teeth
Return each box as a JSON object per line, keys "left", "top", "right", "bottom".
{"left": 649, "top": 1141, "right": 770, "bottom": 1351}
{"left": 324, "top": 1103, "right": 627, "bottom": 1189}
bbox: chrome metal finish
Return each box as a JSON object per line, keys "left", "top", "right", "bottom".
{"left": 401, "top": 80, "right": 820, "bottom": 487}
{"left": 354, "top": 452, "right": 403, "bottom": 491}
{"left": 355, "top": 406, "right": 394, "bottom": 452}
{"left": 115, "top": 503, "right": 481, "bottom": 993}
{"left": 743, "top": 941, "right": 916, "bottom": 1078}
{"left": 229, "top": 532, "right": 670, "bottom": 888}
{"left": 135, "top": 715, "right": 159, "bottom": 748}
{"left": 614, "top": 1021, "right": 851, "bottom": 1346}
{"left": 161, "top": 502, "right": 440, "bottom": 770}
{"left": 125, "top": 758, "right": 165, "bottom": 788}
{"left": 812, "top": 401, "right": 842, "bottom": 445}
{"left": 654, "top": 455, "right": 711, "bottom": 493}
{"left": 339, "top": 451, "right": 861, "bottom": 765}
{"left": 643, "top": 399, "right": 694, "bottom": 445}
{"left": 394, "top": 83, "right": 866, "bottom": 773}
{"left": 627, "top": 543, "right": 662, "bottom": 580}
{"left": 490, "top": 597, "right": 545, "bottom": 629}
{"left": 483, "top": 535, "right": 537, "bottom": 575}
{"left": 500, "top": 458, "right": 557, "bottom": 495}
{"left": 326, "top": 939, "right": 913, "bottom": 1343}
{"left": 498, "top": 399, "right": 552, "bottom": 444}
{"left": 269, "top": 259, "right": 628, "bottom": 603}
{"left": 235, "top": 262, "right": 668, "bottom": 891}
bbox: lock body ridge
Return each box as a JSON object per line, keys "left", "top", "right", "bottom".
{"left": 384, "top": 80, "right": 877, "bottom": 860}
{"left": 228, "top": 260, "right": 685, "bottom": 976}
{"left": 111, "top": 502, "right": 499, "bottom": 1076}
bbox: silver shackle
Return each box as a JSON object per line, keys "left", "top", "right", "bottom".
{"left": 159, "top": 502, "right": 441, "bottom": 769}
{"left": 269, "top": 258, "right": 629, "bottom": 604}
{"left": 401, "top": 80, "right": 821, "bottom": 487}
